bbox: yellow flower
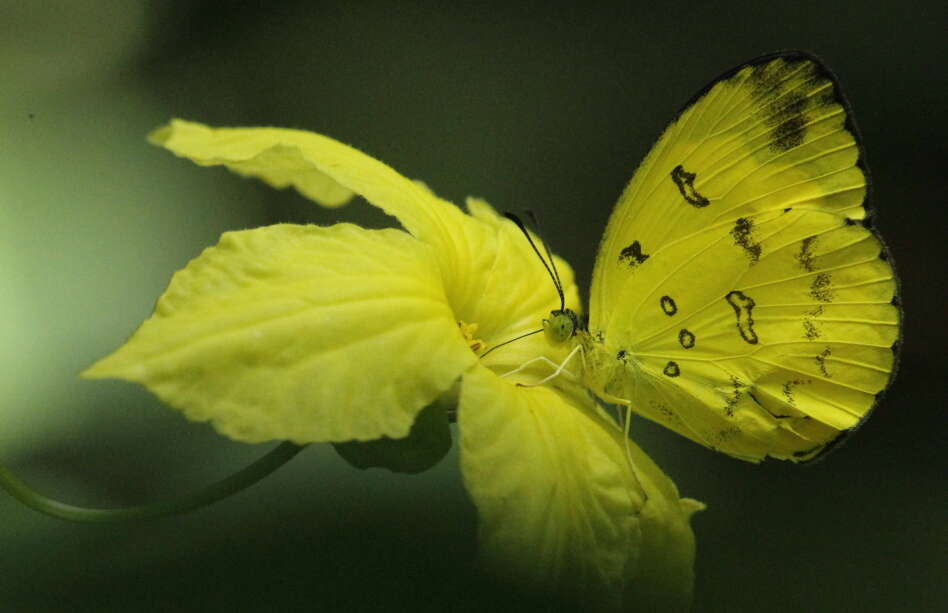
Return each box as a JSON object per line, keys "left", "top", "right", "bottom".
{"left": 84, "top": 119, "right": 703, "bottom": 611}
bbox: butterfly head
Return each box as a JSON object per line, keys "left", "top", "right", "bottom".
{"left": 543, "top": 308, "right": 580, "bottom": 344}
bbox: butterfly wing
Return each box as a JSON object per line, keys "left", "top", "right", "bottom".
{"left": 587, "top": 52, "right": 900, "bottom": 461}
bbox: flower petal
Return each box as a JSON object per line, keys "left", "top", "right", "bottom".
{"left": 458, "top": 366, "right": 637, "bottom": 609}
{"left": 622, "top": 442, "right": 705, "bottom": 612}
{"left": 149, "top": 119, "right": 468, "bottom": 247}
{"left": 83, "top": 223, "right": 477, "bottom": 444}
{"left": 458, "top": 365, "right": 700, "bottom": 611}
{"left": 150, "top": 121, "right": 582, "bottom": 356}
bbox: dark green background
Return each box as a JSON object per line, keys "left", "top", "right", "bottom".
{"left": 1, "top": 2, "right": 944, "bottom": 611}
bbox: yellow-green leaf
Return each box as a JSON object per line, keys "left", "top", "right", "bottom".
{"left": 83, "top": 223, "right": 477, "bottom": 444}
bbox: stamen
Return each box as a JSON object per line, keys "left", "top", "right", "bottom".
{"left": 458, "top": 321, "right": 485, "bottom": 354}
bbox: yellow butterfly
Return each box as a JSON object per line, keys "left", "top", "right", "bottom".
{"left": 537, "top": 51, "right": 901, "bottom": 462}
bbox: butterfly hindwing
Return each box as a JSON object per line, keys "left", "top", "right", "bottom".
{"left": 586, "top": 52, "right": 900, "bottom": 461}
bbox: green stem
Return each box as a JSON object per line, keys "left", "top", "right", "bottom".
{"left": 0, "top": 442, "right": 305, "bottom": 523}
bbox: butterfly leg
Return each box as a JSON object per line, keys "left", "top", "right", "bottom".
{"left": 498, "top": 345, "right": 581, "bottom": 383}
{"left": 502, "top": 344, "right": 582, "bottom": 387}
{"left": 592, "top": 388, "right": 651, "bottom": 504}
{"left": 616, "top": 399, "right": 652, "bottom": 505}
{"left": 499, "top": 356, "right": 551, "bottom": 377}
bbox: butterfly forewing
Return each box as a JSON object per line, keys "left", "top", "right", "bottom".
{"left": 586, "top": 53, "right": 900, "bottom": 461}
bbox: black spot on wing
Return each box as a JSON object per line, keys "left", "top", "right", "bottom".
{"left": 616, "top": 349, "right": 628, "bottom": 362}
{"left": 748, "top": 62, "right": 783, "bottom": 96}
{"left": 731, "top": 217, "right": 762, "bottom": 263}
{"left": 768, "top": 92, "right": 808, "bottom": 151}
{"left": 660, "top": 295, "right": 678, "bottom": 316}
{"left": 810, "top": 272, "right": 834, "bottom": 302}
{"left": 782, "top": 378, "right": 810, "bottom": 407}
{"left": 723, "top": 376, "right": 743, "bottom": 417}
{"left": 618, "top": 240, "right": 650, "bottom": 267}
{"left": 670, "top": 165, "right": 710, "bottom": 207}
{"left": 815, "top": 347, "right": 832, "bottom": 378}
{"left": 797, "top": 236, "right": 817, "bottom": 272}
{"left": 725, "top": 290, "right": 758, "bottom": 344}
{"left": 650, "top": 400, "right": 684, "bottom": 427}
{"left": 663, "top": 361, "right": 680, "bottom": 377}
{"left": 714, "top": 426, "right": 742, "bottom": 446}
{"left": 803, "top": 319, "right": 821, "bottom": 340}
{"left": 678, "top": 329, "right": 695, "bottom": 349}
{"left": 748, "top": 58, "right": 817, "bottom": 153}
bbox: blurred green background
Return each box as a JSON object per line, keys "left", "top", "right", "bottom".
{"left": 1, "top": 1, "right": 944, "bottom": 611}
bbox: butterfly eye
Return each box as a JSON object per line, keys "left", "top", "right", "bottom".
{"left": 543, "top": 311, "right": 575, "bottom": 344}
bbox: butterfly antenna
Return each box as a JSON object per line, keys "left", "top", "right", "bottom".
{"left": 502, "top": 211, "right": 565, "bottom": 310}
{"left": 480, "top": 328, "right": 544, "bottom": 358}
{"left": 523, "top": 210, "right": 564, "bottom": 298}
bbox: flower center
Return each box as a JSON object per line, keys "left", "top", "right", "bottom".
{"left": 457, "top": 321, "right": 485, "bottom": 354}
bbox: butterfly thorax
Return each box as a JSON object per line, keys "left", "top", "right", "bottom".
{"left": 544, "top": 310, "right": 633, "bottom": 406}
{"left": 573, "top": 328, "right": 637, "bottom": 407}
